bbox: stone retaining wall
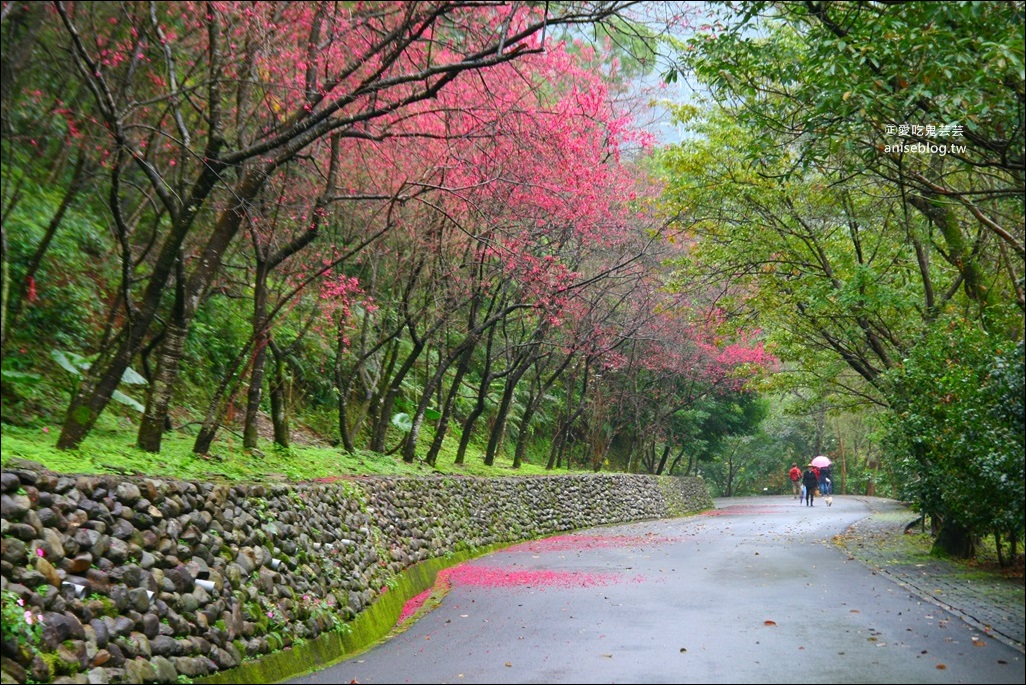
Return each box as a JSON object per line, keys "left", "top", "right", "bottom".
{"left": 0, "top": 465, "right": 711, "bottom": 684}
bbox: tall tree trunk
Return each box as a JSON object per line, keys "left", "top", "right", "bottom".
{"left": 425, "top": 344, "right": 474, "bottom": 467}
{"left": 0, "top": 225, "right": 8, "bottom": 353}
{"left": 908, "top": 193, "right": 990, "bottom": 307}
{"left": 335, "top": 321, "right": 358, "bottom": 452}
{"left": 0, "top": 3, "right": 43, "bottom": 116}
{"left": 512, "top": 390, "right": 537, "bottom": 470}
{"left": 484, "top": 336, "right": 542, "bottom": 466}
{"left": 55, "top": 292, "right": 148, "bottom": 452}
{"left": 514, "top": 355, "right": 571, "bottom": 469}
{"left": 403, "top": 346, "right": 456, "bottom": 463}
{"left": 667, "top": 445, "right": 688, "bottom": 476}
{"left": 189, "top": 311, "right": 273, "bottom": 454}
{"left": 361, "top": 339, "right": 400, "bottom": 449}
{"left": 240, "top": 139, "right": 337, "bottom": 449}
{"left": 192, "top": 344, "right": 251, "bottom": 454}
{"left": 654, "top": 443, "right": 671, "bottom": 476}
{"left": 336, "top": 293, "right": 385, "bottom": 453}
{"left": 546, "top": 417, "right": 566, "bottom": 470}
{"left": 268, "top": 339, "right": 290, "bottom": 448}
{"left": 484, "top": 367, "right": 523, "bottom": 466}
{"left": 136, "top": 323, "right": 187, "bottom": 452}
{"left": 403, "top": 328, "right": 483, "bottom": 464}
{"left": 137, "top": 256, "right": 188, "bottom": 452}
{"left": 129, "top": 172, "right": 261, "bottom": 451}
{"left": 369, "top": 337, "right": 425, "bottom": 452}
{"left": 456, "top": 331, "right": 497, "bottom": 466}
{"left": 547, "top": 362, "right": 590, "bottom": 470}
{"left": 547, "top": 364, "right": 578, "bottom": 470}
{"left": 243, "top": 261, "right": 271, "bottom": 450}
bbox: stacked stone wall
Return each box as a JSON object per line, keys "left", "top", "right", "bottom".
{"left": 0, "top": 465, "right": 711, "bottom": 684}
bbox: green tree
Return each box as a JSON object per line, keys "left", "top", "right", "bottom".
{"left": 884, "top": 321, "right": 1024, "bottom": 561}
{"left": 660, "top": 0, "right": 1024, "bottom": 557}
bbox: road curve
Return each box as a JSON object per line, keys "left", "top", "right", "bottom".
{"left": 289, "top": 495, "right": 1025, "bottom": 684}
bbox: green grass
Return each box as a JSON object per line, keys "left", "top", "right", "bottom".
{"left": 840, "top": 512, "right": 1024, "bottom": 583}
{"left": 0, "top": 415, "right": 582, "bottom": 484}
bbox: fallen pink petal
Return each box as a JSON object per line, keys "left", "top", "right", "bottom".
{"left": 396, "top": 588, "right": 433, "bottom": 627}
{"left": 445, "top": 564, "right": 638, "bottom": 589}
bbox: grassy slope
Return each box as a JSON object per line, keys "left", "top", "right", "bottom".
{"left": 0, "top": 413, "right": 579, "bottom": 484}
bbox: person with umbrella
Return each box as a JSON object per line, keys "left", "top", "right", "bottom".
{"left": 802, "top": 464, "right": 820, "bottom": 507}
{"left": 811, "top": 456, "right": 832, "bottom": 495}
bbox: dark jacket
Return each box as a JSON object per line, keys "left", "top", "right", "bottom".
{"left": 802, "top": 470, "right": 819, "bottom": 491}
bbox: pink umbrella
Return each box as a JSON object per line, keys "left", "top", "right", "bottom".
{"left": 810, "top": 455, "right": 831, "bottom": 468}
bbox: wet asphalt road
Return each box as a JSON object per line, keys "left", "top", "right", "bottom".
{"left": 289, "top": 496, "right": 1025, "bottom": 684}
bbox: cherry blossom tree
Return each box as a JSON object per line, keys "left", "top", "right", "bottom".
{"left": 41, "top": 0, "right": 643, "bottom": 450}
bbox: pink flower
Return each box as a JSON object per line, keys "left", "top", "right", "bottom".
{"left": 42, "top": 427, "right": 49, "bottom": 433}
{"left": 35, "top": 548, "right": 45, "bottom": 558}
{"left": 24, "top": 611, "right": 35, "bottom": 625}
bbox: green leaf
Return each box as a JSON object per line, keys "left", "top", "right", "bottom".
{"left": 424, "top": 408, "right": 442, "bottom": 421}
{"left": 111, "top": 390, "right": 145, "bottom": 413}
{"left": 120, "top": 367, "right": 149, "bottom": 385}
{"left": 1, "top": 369, "right": 42, "bottom": 384}
{"left": 50, "top": 349, "right": 88, "bottom": 375}
{"left": 390, "top": 412, "right": 413, "bottom": 433}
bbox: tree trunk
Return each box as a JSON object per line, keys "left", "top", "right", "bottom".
{"left": 484, "top": 348, "right": 539, "bottom": 466}
{"left": 547, "top": 363, "right": 590, "bottom": 470}
{"left": 425, "top": 345, "right": 474, "bottom": 467}
{"left": 136, "top": 322, "right": 187, "bottom": 452}
{"left": 137, "top": 255, "right": 188, "bottom": 453}
{"left": 336, "top": 261, "right": 392, "bottom": 452}
{"left": 655, "top": 443, "right": 671, "bottom": 476}
{"left": 192, "top": 334, "right": 255, "bottom": 454}
{"left": 514, "top": 353, "right": 571, "bottom": 470}
{"left": 369, "top": 337, "right": 425, "bottom": 452}
{"left": 666, "top": 445, "right": 687, "bottom": 476}
{"left": 243, "top": 261, "right": 271, "bottom": 450}
{"left": 402, "top": 360, "right": 445, "bottom": 463}
{"left": 993, "top": 529, "right": 1005, "bottom": 568}
{"left": 360, "top": 338, "right": 399, "bottom": 448}
{"left": 335, "top": 320, "right": 360, "bottom": 452}
{"left": 512, "top": 390, "right": 538, "bottom": 470}
{"left": 0, "top": 3, "right": 44, "bottom": 112}
{"left": 931, "top": 520, "right": 978, "bottom": 560}
{"left": 57, "top": 340, "right": 127, "bottom": 448}
{"left": 268, "top": 340, "right": 290, "bottom": 448}
{"left": 403, "top": 333, "right": 480, "bottom": 464}
{"left": 484, "top": 374, "right": 517, "bottom": 467}
{"left": 546, "top": 416, "right": 566, "bottom": 470}
{"left": 0, "top": 225, "right": 8, "bottom": 352}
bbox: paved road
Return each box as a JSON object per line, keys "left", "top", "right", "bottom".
{"left": 290, "top": 496, "right": 1025, "bottom": 684}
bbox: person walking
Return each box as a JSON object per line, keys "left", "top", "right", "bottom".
{"left": 802, "top": 466, "right": 819, "bottom": 507}
{"left": 818, "top": 465, "right": 832, "bottom": 495}
{"left": 788, "top": 463, "right": 802, "bottom": 499}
